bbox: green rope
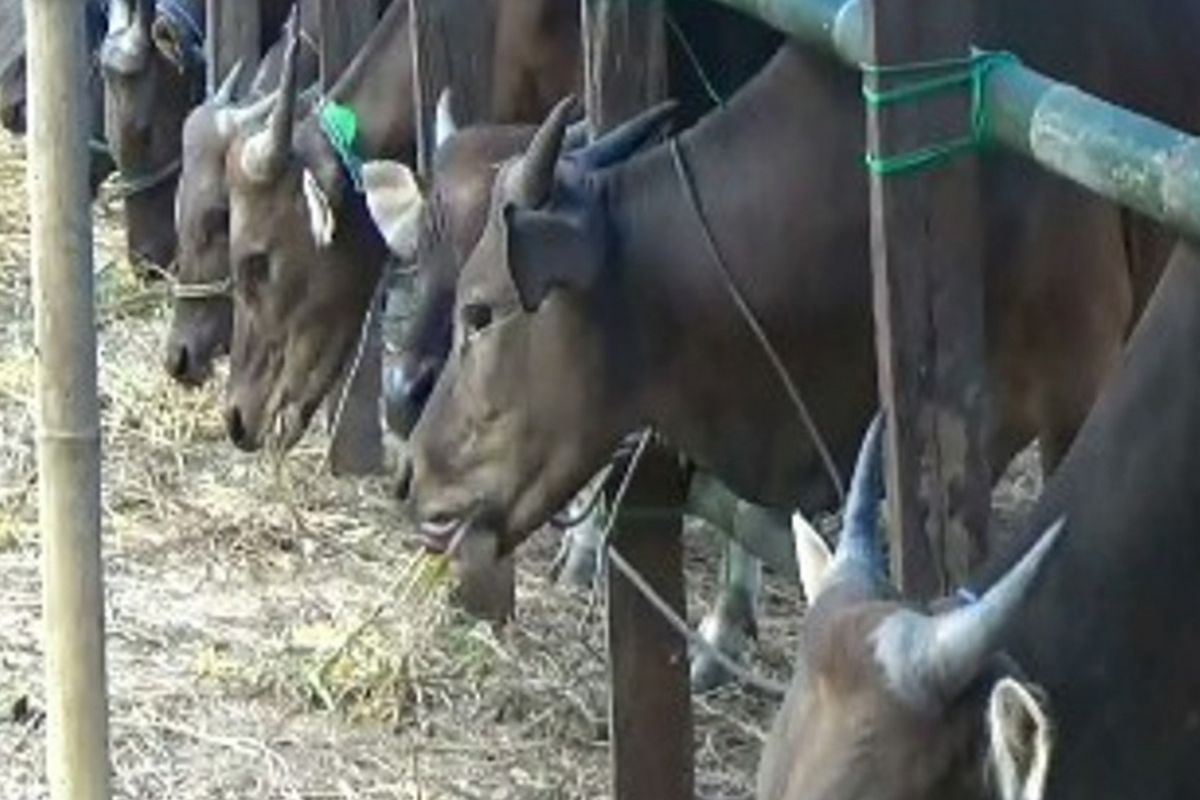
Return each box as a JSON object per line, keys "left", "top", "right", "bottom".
{"left": 318, "top": 100, "right": 365, "bottom": 191}
{"left": 860, "top": 50, "right": 1017, "bottom": 176}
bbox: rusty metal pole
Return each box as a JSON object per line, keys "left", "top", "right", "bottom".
{"left": 320, "top": 0, "right": 385, "bottom": 476}
{"left": 25, "top": 0, "right": 111, "bottom": 797}
{"left": 865, "top": 0, "right": 990, "bottom": 596}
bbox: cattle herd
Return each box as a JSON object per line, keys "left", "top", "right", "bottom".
{"left": 6, "top": 0, "right": 1200, "bottom": 797}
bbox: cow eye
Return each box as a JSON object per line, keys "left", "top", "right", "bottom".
{"left": 462, "top": 302, "right": 493, "bottom": 335}
{"left": 236, "top": 253, "right": 270, "bottom": 296}
{"left": 202, "top": 207, "right": 229, "bottom": 244}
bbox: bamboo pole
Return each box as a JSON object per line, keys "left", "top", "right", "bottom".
{"left": 25, "top": 0, "right": 111, "bottom": 798}
{"left": 712, "top": 0, "right": 1200, "bottom": 241}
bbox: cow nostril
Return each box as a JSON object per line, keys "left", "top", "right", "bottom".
{"left": 166, "top": 344, "right": 190, "bottom": 380}
{"left": 394, "top": 455, "right": 414, "bottom": 502}
{"left": 411, "top": 363, "right": 437, "bottom": 407}
{"left": 226, "top": 406, "right": 249, "bottom": 450}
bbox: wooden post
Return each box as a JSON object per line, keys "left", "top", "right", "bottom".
{"left": 318, "top": 0, "right": 376, "bottom": 89}
{"left": 606, "top": 443, "right": 692, "bottom": 800}
{"left": 584, "top": 0, "right": 668, "bottom": 134}
{"left": 865, "top": 0, "right": 990, "bottom": 596}
{"left": 408, "top": 0, "right": 448, "bottom": 179}
{"left": 205, "top": 0, "right": 260, "bottom": 94}
{"left": 320, "top": 0, "right": 385, "bottom": 476}
{"left": 584, "top": 5, "right": 690, "bottom": 797}
{"left": 26, "top": 0, "right": 110, "bottom": 798}
{"left": 410, "top": 0, "right": 495, "bottom": 178}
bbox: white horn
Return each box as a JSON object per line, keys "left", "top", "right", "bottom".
{"left": 435, "top": 88, "right": 458, "bottom": 150}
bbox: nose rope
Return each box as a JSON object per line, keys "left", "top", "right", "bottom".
{"left": 669, "top": 137, "right": 847, "bottom": 506}
{"left": 111, "top": 154, "right": 182, "bottom": 199}
{"left": 171, "top": 275, "right": 232, "bottom": 301}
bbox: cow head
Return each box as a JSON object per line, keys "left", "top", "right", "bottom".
{"left": 101, "top": 0, "right": 204, "bottom": 268}
{"left": 757, "top": 417, "right": 1062, "bottom": 800}
{"left": 223, "top": 28, "right": 398, "bottom": 453}
{"left": 166, "top": 66, "right": 274, "bottom": 386}
{"left": 405, "top": 96, "right": 676, "bottom": 569}
{"left": 369, "top": 94, "right": 562, "bottom": 438}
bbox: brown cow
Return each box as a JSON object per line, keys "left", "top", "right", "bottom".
{"left": 401, "top": 20, "right": 1183, "bottom": 580}
{"left": 761, "top": 242, "right": 1200, "bottom": 798}
{"left": 165, "top": 18, "right": 319, "bottom": 386}
{"left": 221, "top": 0, "right": 580, "bottom": 452}
{"left": 369, "top": 103, "right": 792, "bottom": 691}
{"left": 0, "top": 0, "right": 113, "bottom": 195}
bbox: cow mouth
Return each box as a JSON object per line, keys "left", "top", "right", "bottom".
{"left": 419, "top": 515, "right": 466, "bottom": 553}
{"left": 266, "top": 398, "right": 320, "bottom": 454}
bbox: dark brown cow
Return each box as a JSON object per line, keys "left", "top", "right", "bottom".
{"left": 402, "top": 8, "right": 1189, "bottom": 580}
{"left": 99, "top": 0, "right": 296, "bottom": 269}
{"left": 0, "top": 0, "right": 113, "bottom": 195}
{"left": 762, "top": 243, "right": 1200, "bottom": 798}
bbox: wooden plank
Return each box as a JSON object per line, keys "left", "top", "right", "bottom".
{"left": 584, "top": 5, "right": 689, "bottom": 798}
{"left": 865, "top": 0, "right": 989, "bottom": 596}
{"left": 205, "top": 0, "right": 260, "bottom": 94}
{"left": 319, "top": 0, "right": 385, "bottom": 476}
{"left": 409, "top": 0, "right": 495, "bottom": 177}
{"left": 25, "top": 0, "right": 110, "bottom": 797}
{"left": 318, "top": 0, "right": 377, "bottom": 90}
{"left": 408, "top": 0, "right": 448, "bottom": 178}
{"left": 583, "top": 0, "right": 668, "bottom": 132}
{"left": 606, "top": 443, "right": 693, "bottom": 800}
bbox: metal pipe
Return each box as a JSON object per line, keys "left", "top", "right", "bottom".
{"left": 712, "top": 0, "right": 1200, "bottom": 240}
{"left": 25, "top": 0, "right": 111, "bottom": 798}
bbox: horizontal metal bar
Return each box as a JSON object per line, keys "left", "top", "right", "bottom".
{"left": 986, "top": 65, "right": 1200, "bottom": 240}
{"left": 711, "top": 0, "right": 1200, "bottom": 240}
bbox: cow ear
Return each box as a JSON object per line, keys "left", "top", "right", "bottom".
{"left": 151, "top": 16, "right": 187, "bottom": 73}
{"left": 987, "top": 677, "right": 1054, "bottom": 800}
{"left": 792, "top": 513, "right": 832, "bottom": 604}
{"left": 303, "top": 168, "right": 337, "bottom": 248}
{"left": 362, "top": 160, "right": 424, "bottom": 262}
{"left": 504, "top": 204, "right": 603, "bottom": 312}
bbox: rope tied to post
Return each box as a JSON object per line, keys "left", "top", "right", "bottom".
{"left": 861, "top": 49, "right": 1018, "bottom": 176}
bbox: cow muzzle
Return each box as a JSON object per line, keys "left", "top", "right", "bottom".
{"left": 383, "top": 354, "right": 440, "bottom": 438}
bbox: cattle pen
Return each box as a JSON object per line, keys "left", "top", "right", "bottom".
{"left": 4, "top": 0, "right": 1200, "bottom": 799}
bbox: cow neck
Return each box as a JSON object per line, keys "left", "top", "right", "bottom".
{"left": 599, "top": 45, "right": 875, "bottom": 510}
{"left": 324, "top": 0, "right": 415, "bottom": 164}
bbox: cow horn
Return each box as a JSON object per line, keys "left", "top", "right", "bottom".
{"left": 215, "top": 90, "right": 278, "bottom": 140}
{"left": 107, "top": 0, "right": 132, "bottom": 35}
{"left": 574, "top": 100, "right": 678, "bottom": 171}
{"left": 435, "top": 89, "right": 457, "bottom": 150}
{"left": 828, "top": 413, "right": 887, "bottom": 583}
{"left": 922, "top": 517, "right": 1065, "bottom": 698}
{"left": 104, "top": 0, "right": 151, "bottom": 71}
{"left": 241, "top": 15, "right": 302, "bottom": 182}
{"left": 876, "top": 517, "right": 1065, "bottom": 708}
{"left": 211, "top": 61, "right": 245, "bottom": 106}
{"left": 509, "top": 96, "right": 577, "bottom": 208}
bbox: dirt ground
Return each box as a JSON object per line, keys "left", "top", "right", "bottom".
{"left": 0, "top": 131, "right": 1042, "bottom": 799}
